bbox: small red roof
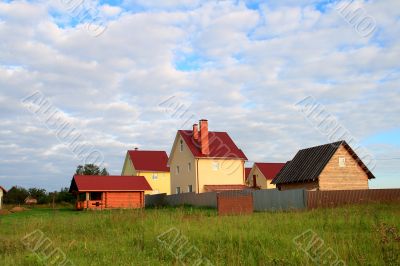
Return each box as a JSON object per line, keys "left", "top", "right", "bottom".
{"left": 0, "top": 186, "right": 7, "bottom": 193}
{"left": 245, "top": 168, "right": 252, "bottom": 181}
{"left": 178, "top": 130, "right": 247, "bottom": 160}
{"left": 204, "top": 184, "right": 248, "bottom": 192}
{"left": 70, "top": 175, "right": 152, "bottom": 192}
{"left": 128, "top": 150, "right": 169, "bottom": 172}
{"left": 255, "top": 163, "right": 286, "bottom": 180}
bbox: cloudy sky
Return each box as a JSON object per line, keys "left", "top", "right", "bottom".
{"left": 0, "top": 0, "right": 399, "bottom": 191}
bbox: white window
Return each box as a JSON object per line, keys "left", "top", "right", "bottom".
{"left": 176, "top": 166, "right": 180, "bottom": 174}
{"left": 176, "top": 187, "right": 181, "bottom": 194}
{"left": 212, "top": 161, "right": 219, "bottom": 171}
{"left": 339, "top": 157, "right": 346, "bottom": 167}
{"left": 188, "top": 162, "right": 191, "bottom": 172}
{"left": 180, "top": 140, "right": 183, "bottom": 152}
{"left": 188, "top": 185, "right": 193, "bottom": 193}
{"left": 152, "top": 173, "right": 158, "bottom": 180}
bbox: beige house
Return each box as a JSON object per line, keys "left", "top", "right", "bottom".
{"left": 248, "top": 163, "right": 286, "bottom": 189}
{"left": 0, "top": 186, "right": 7, "bottom": 209}
{"left": 272, "top": 141, "right": 375, "bottom": 191}
{"left": 169, "top": 119, "right": 248, "bottom": 194}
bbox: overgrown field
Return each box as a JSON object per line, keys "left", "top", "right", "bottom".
{"left": 0, "top": 203, "right": 399, "bottom": 265}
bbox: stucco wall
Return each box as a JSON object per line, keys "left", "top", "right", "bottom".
{"left": 169, "top": 134, "right": 197, "bottom": 194}
{"left": 197, "top": 159, "right": 244, "bottom": 193}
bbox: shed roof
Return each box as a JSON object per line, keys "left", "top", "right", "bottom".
{"left": 254, "top": 163, "right": 286, "bottom": 180}
{"left": 128, "top": 150, "right": 169, "bottom": 172}
{"left": 178, "top": 130, "right": 247, "bottom": 160}
{"left": 272, "top": 140, "right": 375, "bottom": 185}
{"left": 69, "top": 175, "right": 152, "bottom": 192}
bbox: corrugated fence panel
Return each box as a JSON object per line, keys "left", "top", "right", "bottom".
{"left": 307, "top": 189, "right": 400, "bottom": 209}
{"left": 253, "top": 189, "right": 306, "bottom": 211}
{"left": 145, "top": 193, "right": 167, "bottom": 207}
{"left": 164, "top": 192, "right": 217, "bottom": 208}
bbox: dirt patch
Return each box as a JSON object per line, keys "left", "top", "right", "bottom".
{"left": 10, "top": 206, "right": 29, "bottom": 213}
{"left": 0, "top": 209, "right": 11, "bottom": 215}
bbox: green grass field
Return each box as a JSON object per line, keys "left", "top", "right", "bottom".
{"left": 0, "top": 203, "right": 399, "bottom": 265}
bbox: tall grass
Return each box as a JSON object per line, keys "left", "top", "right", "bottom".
{"left": 0, "top": 203, "right": 399, "bottom": 265}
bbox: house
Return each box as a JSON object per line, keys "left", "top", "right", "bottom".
{"left": 272, "top": 140, "right": 375, "bottom": 191}
{"left": 0, "top": 186, "right": 7, "bottom": 209}
{"left": 25, "top": 196, "right": 38, "bottom": 205}
{"left": 121, "top": 149, "right": 170, "bottom": 195}
{"left": 169, "top": 119, "right": 248, "bottom": 194}
{"left": 248, "top": 163, "right": 286, "bottom": 189}
{"left": 244, "top": 167, "right": 252, "bottom": 185}
{"left": 69, "top": 175, "right": 152, "bottom": 210}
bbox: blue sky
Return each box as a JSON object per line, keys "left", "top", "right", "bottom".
{"left": 0, "top": 0, "right": 399, "bottom": 190}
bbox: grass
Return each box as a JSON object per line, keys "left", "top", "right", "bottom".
{"left": 0, "top": 203, "right": 399, "bottom": 265}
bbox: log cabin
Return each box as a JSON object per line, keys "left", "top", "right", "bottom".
{"left": 69, "top": 175, "right": 152, "bottom": 210}
{"left": 271, "top": 140, "right": 375, "bottom": 191}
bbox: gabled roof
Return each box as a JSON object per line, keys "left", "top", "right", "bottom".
{"left": 178, "top": 130, "right": 247, "bottom": 160}
{"left": 245, "top": 167, "right": 252, "bottom": 181}
{"left": 69, "top": 175, "right": 152, "bottom": 192}
{"left": 255, "top": 163, "right": 286, "bottom": 180}
{"left": 272, "top": 140, "right": 375, "bottom": 185}
{"left": 128, "top": 150, "right": 169, "bottom": 172}
{"left": 204, "top": 184, "right": 249, "bottom": 192}
{"left": 0, "top": 186, "right": 7, "bottom": 193}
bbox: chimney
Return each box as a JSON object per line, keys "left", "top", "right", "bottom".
{"left": 192, "top": 124, "right": 199, "bottom": 141}
{"left": 134, "top": 147, "right": 139, "bottom": 151}
{"left": 199, "top": 119, "right": 209, "bottom": 155}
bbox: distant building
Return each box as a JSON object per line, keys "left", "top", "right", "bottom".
{"left": 248, "top": 163, "right": 286, "bottom": 189}
{"left": 169, "top": 119, "right": 248, "bottom": 194}
{"left": 0, "top": 186, "right": 7, "bottom": 209}
{"left": 24, "top": 196, "right": 38, "bottom": 205}
{"left": 244, "top": 167, "right": 252, "bottom": 185}
{"left": 69, "top": 175, "right": 152, "bottom": 210}
{"left": 121, "top": 149, "right": 170, "bottom": 195}
{"left": 272, "top": 141, "right": 375, "bottom": 191}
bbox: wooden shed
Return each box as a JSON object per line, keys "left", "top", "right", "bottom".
{"left": 272, "top": 140, "right": 375, "bottom": 191}
{"left": 69, "top": 175, "right": 152, "bottom": 210}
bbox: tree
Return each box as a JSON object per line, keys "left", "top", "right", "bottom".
{"left": 28, "top": 188, "right": 49, "bottom": 204}
{"left": 75, "top": 164, "right": 109, "bottom": 175}
{"left": 56, "top": 187, "right": 74, "bottom": 203}
{"left": 3, "top": 186, "right": 29, "bottom": 204}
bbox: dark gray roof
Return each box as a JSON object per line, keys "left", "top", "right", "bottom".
{"left": 271, "top": 140, "right": 375, "bottom": 185}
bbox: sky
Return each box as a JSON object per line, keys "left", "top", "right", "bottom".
{"left": 0, "top": 0, "right": 399, "bottom": 191}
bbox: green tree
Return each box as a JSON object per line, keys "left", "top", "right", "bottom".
{"left": 75, "top": 164, "right": 109, "bottom": 175}
{"left": 3, "top": 186, "right": 29, "bottom": 204}
{"left": 28, "top": 188, "right": 49, "bottom": 204}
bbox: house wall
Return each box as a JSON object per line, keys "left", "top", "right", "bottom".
{"left": 248, "top": 165, "right": 276, "bottom": 189}
{"left": 278, "top": 181, "right": 319, "bottom": 191}
{"left": 169, "top": 134, "right": 197, "bottom": 194}
{"left": 77, "top": 191, "right": 144, "bottom": 210}
{"left": 0, "top": 189, "right": 3, "bottom": 209}
{"left": 197, "top": 159, "right": 245, "bottom": 193}
{"left": 137, "top": 171, "right": 170, "bottom": 195}
{"left": 318, "top": 144, "right": 369, "bottom": 190}
{"left": 121, "top": 153, "right": 171, "bottom": 195}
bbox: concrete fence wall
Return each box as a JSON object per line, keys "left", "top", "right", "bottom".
{"left": 253, "top": 189, "right": 306, "bottom": 211}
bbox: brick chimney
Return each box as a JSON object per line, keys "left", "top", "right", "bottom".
{"left": 199, "top": 119, "right": 209, "bottom": 155}
{"left": 192, "top": 123, "right": 199, "bottom": 141}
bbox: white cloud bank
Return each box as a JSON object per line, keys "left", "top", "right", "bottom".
{"left": 0, "top": 0, "right": 399, "bottom": 190}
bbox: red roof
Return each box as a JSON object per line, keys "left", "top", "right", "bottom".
{"left": 245, "top": 168, "right": 252, "bottom": 181}
{"left": 204, "top": 184, "right": 248, "bottom": 192}
{"left": 0, "top": 186, "right": 7, "bottom": 193}
{"left": 255, "top": 163, "right": 286, "bottom": 180}
{"left": 128, "top": 150, "right": 169, "bottom": 172}
{"left": 70, "top": 175, "right": 152, "bottom": 192}
{"left": 178, "top": 130, "right": 247, "bottom": 160}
